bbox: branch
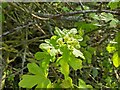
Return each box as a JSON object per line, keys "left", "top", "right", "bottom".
{"left": 37, "top": 10, "right": 120, "bottom": 19}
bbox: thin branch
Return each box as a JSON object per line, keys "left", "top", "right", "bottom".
{"left": 2, "top": 66, "right": 27, "bottom": 81}
{"left": 0, "top": 22, "right": 35, "bottom": 38}
{"left": 37, "top": 9, "right": 120, "bottom": 19}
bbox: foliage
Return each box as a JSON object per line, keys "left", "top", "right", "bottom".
{"left": 1, "top": 1, "right": 120, "bottom": 89}
{"left": 19, "top": 27, "right": 93, "bottom": 88}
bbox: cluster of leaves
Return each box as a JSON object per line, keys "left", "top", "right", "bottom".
{"left": 2, "top": 1, "right": 120, "bottom": 89}
{"left": 19, "top": 27, "right": 93, "bottom": 88}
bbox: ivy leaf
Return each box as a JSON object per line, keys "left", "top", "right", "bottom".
{"left": 112, "top": 52, "right": 120, "bottom": 67}
{"left": 69, "top": 56, "right": 82, "bottom": 70}
{"left": 73, "top": 48, "right": 85, "bottom": 59}
{"left": 60, "top": 77, "right": 73, "bottom": 88}
{"left": 27, "top": 63, "right": 44, "bottom": 76}
{"left": 35, "top": 52, "right": 45, "bottom": 60}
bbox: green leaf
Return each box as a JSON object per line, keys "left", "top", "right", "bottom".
{"left": 59, "top": 59, "right": 69, "bottom": 78}
{"left": 75, "top": 22, "right": 97, "bottom": 32}
{"left": 54, "top": 27, "right": 65, "bottom": 37}
{"left": 108, "top": 0, "right": 120, "bottom": 10}
{"left": 73, "top": 48, "right": 85, "bottom": 59}
{"left": 83, "top": 50, "right": 92, "bottom": 64}
{"left": 62, "top": 6, "right": 70, "bottom": 12}
{"left": 49, "top": 48, "right": 57, "bottom": 56}
{"left": 27, "top": 63, "right": 44, "bottom": 76}
{"left": 61, "top": 45, "right": 70, "bottom": 61}
{"left": 116, "top": 31, "right": 120, "bottom": 57}
{"left": 39, "top": 43, "right": 52, "bottom": 50}
{"left": 106, "top": 44, "right": 116, "bottom": 53}
{"left": 50, "top": 35, "right": 58, "bottom": 47}
{"left": 92, "top": 67, "right": 98, "bottom": 78}
{"left": 69, "top": 28, "right": 77, "bottom": 35}
{"left": 78, "top": 79, "right": 86, "bottom": 88}
{"left": 19, "top": 75, "right": 51, "bottom": 88}
{"left": 89, "top": 13, "right": 99, "bottom": 20}
{"left": 87, "top": 46, "right": 96, "bottom": 55}
{"left": 110, "top": 19, "right": 118, "bottom": 27}
{"left": 19, "top": 75, "right": 38, "bottom": 88}
{"left": 60, "top": 77, "right": 73, "bottom": 88}
{"left": 0, "top": 14, "right": 5, "bottom": 22}
{"left": 86, "top": 85, "right": 93, "bottom": 88}
{"left": 112, "top": 52, "right": 120, "bottom": 67}
{"left": 78, "top": 79, "right": 93, "bottom": 88}
{"left": 69, "top": 56, "right": 82, "bottom": 70}
{"left": 35, "top": 52, "right": 45, "bottom": 60}
{"left": 2, "top": 2, "right": 8, "bottom": 8}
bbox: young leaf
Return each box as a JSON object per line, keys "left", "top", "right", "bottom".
{"left": 39, "top": 43, "right": 52, "bottom": 50}
{"left": 73, "top": 48, "right": 85, "bottom": 59}
{"left": 54, "top": 27, "right": 65, "bottom": 37}
{"left": 112, "top": 52, "right": 120, "bottom": 67}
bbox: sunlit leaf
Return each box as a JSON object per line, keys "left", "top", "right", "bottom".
{"left": 19, "top": 75, "right": 38, "bottom": 88}
{"left": 39, "top": 43, "right": 52, "bottom": 50}
{"left": 69, "top": 56, "right": 82, "bottom": 70}
{"left": 78, "top": 79, "right": 86, "bottom": 88}
{"left": 27, "top": 63, "right": 44, "bottom": 76}
{"left": 35, "top": 52, "right": 45, "bottom": 60}
{"left": 73, "top": 48, "right": 85, "bottom": 59}
{"left": 60, "top": 77, "right": 73, "bottom": 88}
{"left": 54, "top": 27, "right": 65, "bottom": 37}
{"left": 112, "top": 52, "right": 120, "bottom": 67}
{"left": 59, "top": 59, "right": 69, "bottom": 78}
{"left": 19, "top": 75, "right": 51, "bottom": 88}
{"left": 106, "top": 44, "right": 116, "bottom": 53}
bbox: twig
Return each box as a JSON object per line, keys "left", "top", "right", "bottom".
{"left": 36, "top": 9, "right": 120, "bottom": 19}
{"left": 0, "top": 22, "right": 35, "bottom": 38}
{"left": 35, "top": 24, "right": 46, "bottom": 35}
{"left": 32, "top": 13, "right": 49, "bottom": 20}
{"left": 21, "top": 29, "right": 28, "bottom": 75}
{"left": 2, "top": 66, "right": 27, "bottom": 81}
